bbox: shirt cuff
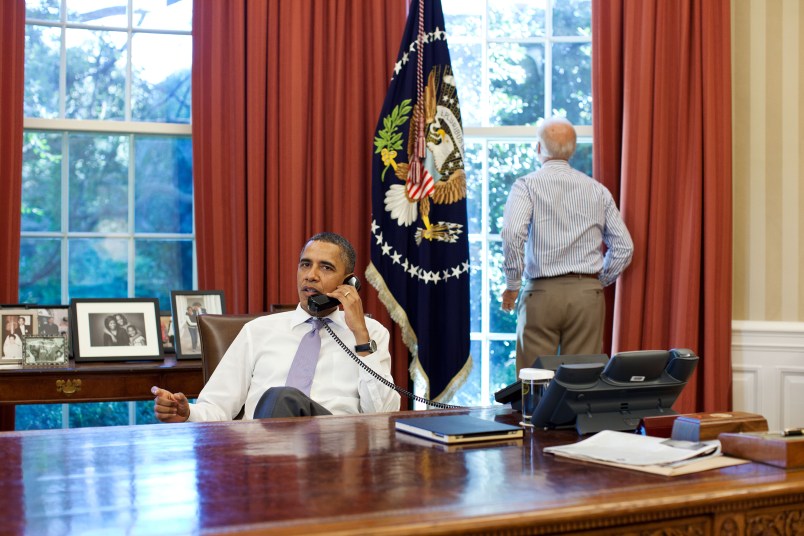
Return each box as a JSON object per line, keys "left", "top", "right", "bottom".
{"left": 506, "top": 278, "right": 522, "bottom": 291}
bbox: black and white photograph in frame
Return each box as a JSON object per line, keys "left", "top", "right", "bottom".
{"left": 23, "top": 336, "right": 69, "bottom": 368}
{"left": 1, "top": 308, "right": 37, "bottom": 364}
{"left": 170, "top": 290, "right": 225, "bottom": 359}
{"left": 70, "top": 298, "right": 163, "bottom": 362}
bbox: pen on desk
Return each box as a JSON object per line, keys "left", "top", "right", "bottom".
{"left": 782, "top": 427, "right": 804, "bottom": 437}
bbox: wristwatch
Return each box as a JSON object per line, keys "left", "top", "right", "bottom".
{"left": 354, "top": 339, "right": 377, "bottom": 353}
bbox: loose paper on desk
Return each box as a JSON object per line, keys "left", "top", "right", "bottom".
{"left": 544, "top": 431, "right": 749, "bottom": 476}
{"left": 544, "top": 430, "right": 729, "bottom": 466}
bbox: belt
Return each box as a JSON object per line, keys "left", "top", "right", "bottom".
{"left": 532, "top": 273, "right": 598, "bottom": 281}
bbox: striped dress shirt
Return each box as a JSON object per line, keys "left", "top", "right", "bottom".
{"left": 501, "top": 160, "right": 633, "bottom": 290}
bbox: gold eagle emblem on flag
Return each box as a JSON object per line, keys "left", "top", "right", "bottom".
{"left": 375, "top": 65, "right": 466, "bottom": 245}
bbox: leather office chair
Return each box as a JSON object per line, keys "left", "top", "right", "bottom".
{"left": 197, "top": 313, "right": 269, "bottom": 384}
{"left": 269, "top": 303, "right": 296, "bottom": 314}
{"left": 197, "top": 313, "right": 270, "bottom": 420}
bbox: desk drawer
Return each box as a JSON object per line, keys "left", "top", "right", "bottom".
{"left": 1, "top": 367, "right": 202, "bottom": 404}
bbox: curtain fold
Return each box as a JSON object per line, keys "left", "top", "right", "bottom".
{"left": 192, "top": 1, "right": 409, "bottom": 394}
{"left": 0, "top": 0, "right": 25, "bottom": 303}
{"left": 592, "top": 0, "right": 733, "bottom": 413}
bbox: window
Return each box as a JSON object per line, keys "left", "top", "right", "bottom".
{"left": 442, "top": 0, "right": 593, "bottom": 406}
{"left": 17, "top": 0, "right": 193, "bottom": 429}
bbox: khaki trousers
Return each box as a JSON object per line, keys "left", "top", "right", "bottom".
{"left": 515, "top": 275, "right": 604, "bottom": 373}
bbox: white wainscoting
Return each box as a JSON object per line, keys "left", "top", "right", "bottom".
{"left": 731, "top": 321, "right": 804, "bottom": 431}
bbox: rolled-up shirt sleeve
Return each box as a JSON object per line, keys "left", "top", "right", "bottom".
{"left": 600, "top": 195, "right": 634, "bottom": 287}
{"left": 356, "top": 320, "right": 401, "bottom": 413}
{"left": 501, "top": 179, "right": 533, "bottom": 291}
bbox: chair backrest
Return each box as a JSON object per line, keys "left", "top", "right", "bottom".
{"left": 198, "top": 313, "right": 268, "bottom": 384}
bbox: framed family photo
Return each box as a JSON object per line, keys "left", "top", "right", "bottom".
{"left": 170, "top": 290, "right": 225, "bottom": 360}
{"left": 159, "top": 310, "right": 175, "bottom": 354}
{"left": 1, "top": 307, "right": 37, "bottom": 364}
{"left": 23, "top": 336, "right": 69, "bottom": 368}
{"left": 33, "top": 305, "right": 71, "bottom": 355}
{"left": 70, "top": 298, "right": 163, "bottom": 362}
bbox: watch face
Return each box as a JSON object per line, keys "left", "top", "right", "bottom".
{"left": 357, "top": 340, "right": 377, "bottom": 352}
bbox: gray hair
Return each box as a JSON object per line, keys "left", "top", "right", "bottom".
{"left": 537, "top": 116, "right": 577, "bottom": 160}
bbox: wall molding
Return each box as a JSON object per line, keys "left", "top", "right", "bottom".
{"left": 731, "top": 320, "right": 804, "bottom": 430}
{"left": 732, "top": 320, "right": 804, "bottom": 351}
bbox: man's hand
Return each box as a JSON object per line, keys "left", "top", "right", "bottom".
{"left": 331, "top": 284, "right": 371, "bottom": 353}
{"left": 152, "top": 386, "right": 190, "bottom": 423}
{"left": 501, "top": 289, "right": 519, "bottom": 312}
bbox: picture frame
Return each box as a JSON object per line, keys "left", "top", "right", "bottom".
{"left": 31, "top": 305, "right": 71, "bottom": 356}
{"left": 159, "top": 310, "right": 175, "bottom": 354}
{"left": 23, "top": 336, "right": 69, "bottom": 368}
{"left": 70, "top": 298, "right": 163, "bottom": 362}
{"left": 170, "top": 290, "right": 226, "bottom": 360}
{"left": 1, "top": 307, "right": 38, "bottom": 364}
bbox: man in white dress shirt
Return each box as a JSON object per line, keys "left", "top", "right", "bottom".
{"left": 500, "top": 117, "right": 634, "bottom": 373}
{"left": 151, "top": 232, "right": 401, "bottom": 422}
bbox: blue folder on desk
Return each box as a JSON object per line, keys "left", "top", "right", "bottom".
{"left": 395, "top": 415, "right": 523, "bottom": 444}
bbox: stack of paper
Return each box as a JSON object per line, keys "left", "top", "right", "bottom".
{"left": 544, "top": 430, "right": 748, "bottom": 476}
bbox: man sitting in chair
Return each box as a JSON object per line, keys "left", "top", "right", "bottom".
{"left": 151, "top": 232, "right": 401, "bottom": 422}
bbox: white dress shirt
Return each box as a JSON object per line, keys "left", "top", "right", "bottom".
{"left": 188, "top": 305, "right": 401, "bottom": 421}
{"left": 502, "top": 160, "right": 634, "bottom": 289}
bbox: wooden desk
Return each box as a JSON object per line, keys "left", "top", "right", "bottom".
{"left": 1, "top": 407, "right": 803, "bottom": 535}
{"left": 0, "top": 358, "right": 203, "bottom": 430}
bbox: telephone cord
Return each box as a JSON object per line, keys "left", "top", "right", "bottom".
{"left": 323, "top": 323, "right": 463, "bottom": 410}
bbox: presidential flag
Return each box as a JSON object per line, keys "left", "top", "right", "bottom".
{"left": 366, "top": 0, "right": 471, "bottom": 402}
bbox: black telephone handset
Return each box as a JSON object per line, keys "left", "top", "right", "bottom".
{"left": 307, "top": 275, "right": 361, "bottom": 313}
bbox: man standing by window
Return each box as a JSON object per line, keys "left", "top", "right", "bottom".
{"left": 500, "top": 117, "right": 634, "bottom": 373}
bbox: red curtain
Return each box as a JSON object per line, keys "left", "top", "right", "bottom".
{"left": 192, "top": 1, "right": 409, "bottom": 394}
{"left": 592, "top": 0, "right": 733, "bottom": 412}
{"left": 0, "top": 0, "right": 25, "bottom": 304}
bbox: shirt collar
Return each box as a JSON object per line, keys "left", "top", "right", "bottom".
{"left": 542, "top": 159, "right": 571, "bottom": 170}
{"left": 290, "top": 303, "right": 346, "bottom": 330}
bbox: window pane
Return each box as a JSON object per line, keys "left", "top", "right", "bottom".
{"left": 134, "top": 136, "right": 193, "bottom": 233}
{"left": 488, "top": 240, "right": 516, "bottom": 334}
{"left": 488, "top": 141, "right": 538, "bottom": 234}
{"left": 22, "top": 131, "right": 62, "bottom": 232}
{"left": 135, "top": 399, "right": 159, "bottom": 425}
{"left": 66, "top": 0, "right": 127, "bottom": 27}
{"left": 553, "top": 0, "right": 592, "bottom": 37}
{"left": 450, "top": 42, "right": 483, "bottom": 127}
{"left": 465, "top": 141, "right": 482, "bottom": 235}
{"left": 469, "top": 239, "right": 481, "bottom": 332}
{"left": 551, "top": 42, "right": 592, "bottom": 125}
{"left": 135, "top": 240, "right": 194, "bottom": 310}
{"left": 131, "top": 33, "right": 191, "bottom": 123}
{"left": 447, "top": 339, "right": 482, "bottom": 406}
{"left": 489, "top": 43, "right": 544, "bottom": 126}
{"left": 570, "top": 141, "right": 593, "bottom": 177}
{"left": 488, "top": 0, "right": 545, "bottom": 39}
{"left": 490, "top": 339, "right": 516, "bottom": 402}
{"left": 69, "top": 133, "right": 128, "bottom": 233}
{"left": 65, "top": 28, "right": 127, "bottom": 120}
{"left": 24, "top": 25, "right": 61, "bottom": 119}
{"left": 19, "top": 238, "right": 62, "bottom": 304}
{"left": 69, "top": 238, "right": 128, "bottom": 298}
{"left": 15, "top": 404, "right": 63, "bottom": 430}
{"left": 133, "top": 0, "right": 192, "bottom": 31}
{"left": 441, "top": 0, "right": 482, "bottom": 37}
{"left": 27, "top": 0, "right": 60, "bottom": 21}
{"left": 69, "top": 401, "right": 130, "bottom": 427}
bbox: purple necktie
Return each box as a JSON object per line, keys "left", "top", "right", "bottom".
{"left": 285, "top": 317, "right": 330, "bottom": 395}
